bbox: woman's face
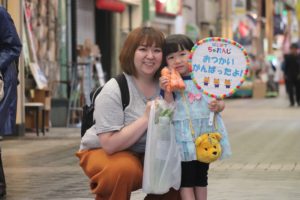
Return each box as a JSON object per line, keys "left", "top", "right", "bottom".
{"left": 134, "top": 43, "right": 163, "bottom": 78}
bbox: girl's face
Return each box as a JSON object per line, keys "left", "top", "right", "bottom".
{"left": 134, "top": 43, "right": 163, "bottom": 78}
{"left": 166, "top": 49, "right": 190, "bottom": 76}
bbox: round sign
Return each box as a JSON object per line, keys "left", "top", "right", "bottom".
{"left": 189, "top": 37, "right": 250, "bottom": 99}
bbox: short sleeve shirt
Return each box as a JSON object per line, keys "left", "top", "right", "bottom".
{"left": 80, "top": 73, "right": 159, "bottom": 153}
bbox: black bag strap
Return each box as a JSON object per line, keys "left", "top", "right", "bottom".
{"left": 90, "top": 73, "right": 129, "bottom": 110}
{"left": 90, "top": 86, "right": 103, "bottom": 104}
{"left": 115, "top": 73, "right": 129, "bottom": 110}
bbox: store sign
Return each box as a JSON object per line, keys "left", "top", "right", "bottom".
{"left": 96, "top": 0, "right": 126, "bottom": 13}
{"left": 155, "top": 0, "right": 182, "bottom": 16}
{"left": 232, "top": 0, "right": 246, "bottom": 15}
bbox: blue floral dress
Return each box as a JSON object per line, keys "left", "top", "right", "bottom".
{"left": 172, "top": 76, "right": 231, "bottom": 161}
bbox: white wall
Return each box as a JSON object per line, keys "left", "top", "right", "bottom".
{"left": 120, "top": 2, "right": 142, "bottom": 34}
{"left": 197, "top": 0, "right": 219, "bottom": 24}
{"left": 182, "top": 0, "right": 196, "bottom": 24}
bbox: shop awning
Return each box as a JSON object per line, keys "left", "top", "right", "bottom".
{"left": 96, "top": 0, "right": 126, "bottom": 13}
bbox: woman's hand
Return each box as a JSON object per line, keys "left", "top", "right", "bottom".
{"left": 208, "top": 99, "right": 225, "bottom": 112}
{"left": 143, "top": 101, "right": 152, "bottom": 121}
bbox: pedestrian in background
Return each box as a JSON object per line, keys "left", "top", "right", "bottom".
{"left": 283, "top": 43, "right": 300, "bottom": 106}
{"left": 76, "top": 27, "right": 181, "bottom": 200}
{"left": 0, "top": 5, "right": 22, "bottom": 197}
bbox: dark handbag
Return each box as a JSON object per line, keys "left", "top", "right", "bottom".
{"left": 80, "top": 73, "right": 129, "bottom": 137}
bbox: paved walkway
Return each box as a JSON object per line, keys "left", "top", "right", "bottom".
{"left": 1, "top": 86, "right": 300, "bottom": 199}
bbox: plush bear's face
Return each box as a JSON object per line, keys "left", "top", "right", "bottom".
{"left": 195, "top": 133, "right": 222, "bottom": 163}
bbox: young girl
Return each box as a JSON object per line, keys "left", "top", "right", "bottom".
{"left": 160, "top": 34, "right": 231, "bottom": 200}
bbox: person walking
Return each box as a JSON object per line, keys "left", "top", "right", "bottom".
{"left": 76, "top": 27, "right": 181, "bottom": 200}
{"left": 0, "top": 5, "right": 22, "bottom": 197}
{"left": 283, "top": 43, "right": 300, "bottom": 106}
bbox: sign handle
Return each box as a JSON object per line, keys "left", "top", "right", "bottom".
{"left": 209, "top": 111, "right": 214, "bottom": 126}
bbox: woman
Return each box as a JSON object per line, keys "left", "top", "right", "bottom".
{"left": 76, "top": 27, "right": 181, "bottom": 200}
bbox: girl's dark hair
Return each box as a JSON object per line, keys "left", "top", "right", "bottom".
{"left": 162, "top": 34, "right": 194, "bottom": 66}
{"left": 119, "top": 26, "right": 165, "bottom": 79}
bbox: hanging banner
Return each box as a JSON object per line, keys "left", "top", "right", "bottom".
{"left": 189, "top": 37, "right": 250, "bottom": 99}
{"left": 23, "top": 1, "right": 48, "bottom": 89}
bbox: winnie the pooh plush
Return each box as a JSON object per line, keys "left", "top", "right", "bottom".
{"left": 195, "top": 132, "right": 222, "bottom": 163}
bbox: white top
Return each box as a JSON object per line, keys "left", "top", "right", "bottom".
{"left": 79, "top": 73, "right": 159, "bottom": 153}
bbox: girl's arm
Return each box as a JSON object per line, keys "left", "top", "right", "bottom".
{"left": 208, "top": 99, "right": 225, "bottom": 112}
{"left": 163, "top": 91, "right": 174, "bottom": 103}
{"left": 159, "top": 76, "right": 174, "bottom": 103}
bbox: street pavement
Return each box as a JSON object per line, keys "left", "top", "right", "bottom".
{"left": 1, "top": 86, "right": 300, "bottom": 200}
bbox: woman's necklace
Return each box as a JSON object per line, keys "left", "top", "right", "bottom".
{"left": 133, "top": 78, "right": 159, "bottom": 104}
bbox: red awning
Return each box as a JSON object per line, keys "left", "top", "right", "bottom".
{"left": 96, "top": 0, "right": 126, "bottom": 13}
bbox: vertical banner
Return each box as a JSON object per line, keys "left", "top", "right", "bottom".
{"left": 297, "top": 0, "right": 300, "bottom": 21}
{"left": 232, "top": 0, "right": 256, "bottom": 53}
{"left": 23, "top": 1, "right": 48, "bottom": 89}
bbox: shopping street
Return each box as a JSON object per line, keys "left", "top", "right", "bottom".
{"left": 1, "top": 86, "right": 299, "bottom": 200}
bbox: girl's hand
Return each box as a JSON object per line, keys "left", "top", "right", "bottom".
{"left": 159, "top": 76, "right": 169, "bottom": 91}
{"left": 208, "top": 99, "right": 225, "bottom": 112}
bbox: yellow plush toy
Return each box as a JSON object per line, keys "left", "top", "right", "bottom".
{"left": 195, "top": 132, "right": 222, "bottom": 163}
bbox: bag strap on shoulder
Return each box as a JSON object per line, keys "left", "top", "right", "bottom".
{"left": 115, "top": 73, "right": 129, "bottom": 110}
{"left": 90, "top": 73, "right": 129, "bottom": 110}
{"left": 91, "top": 86, "right": 103, "bottom": 104}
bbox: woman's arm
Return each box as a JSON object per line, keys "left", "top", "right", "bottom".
{"left": 99, "top": 101, "right": 151, "bottom": 154}
{"left": 94, "top": 79, "right": 152, "bottom": 154}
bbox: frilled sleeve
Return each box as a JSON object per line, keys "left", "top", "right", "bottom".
{"left": 0, "top": 7, "right": 22, "bottom": 72}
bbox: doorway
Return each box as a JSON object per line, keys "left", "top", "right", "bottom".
{"left": 95, "top": 9, "right": 112, "bottom": 80}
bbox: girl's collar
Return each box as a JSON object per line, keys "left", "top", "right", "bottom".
{"left": 182, "top": 75, "right": 191, "bottom": 80}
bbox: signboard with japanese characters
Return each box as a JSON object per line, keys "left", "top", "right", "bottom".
{"left": 189, "top": 37, "right": 250, "bottom": 99}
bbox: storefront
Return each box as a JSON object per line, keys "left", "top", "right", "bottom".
{"left": 143, "top": 0, "right": 183, "bottom": 35}
{"left": 2, "top": 0, "right": 187, "bottom": 135}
